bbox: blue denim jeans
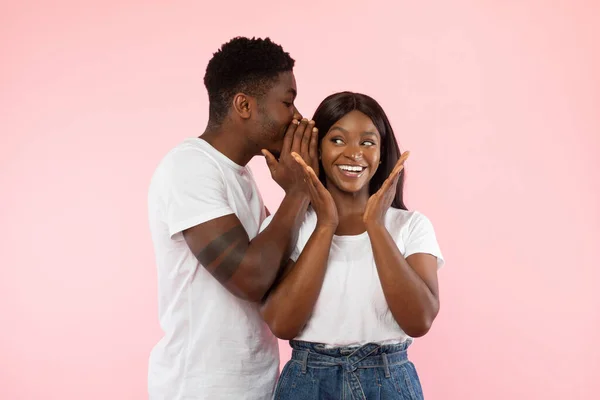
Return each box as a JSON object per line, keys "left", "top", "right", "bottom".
{"left": 273, "top": 340, "right": 424, "bottom": 400}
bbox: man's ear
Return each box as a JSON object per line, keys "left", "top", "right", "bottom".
{"left": 232, "top": 93, "right": 254, "bottom": 120}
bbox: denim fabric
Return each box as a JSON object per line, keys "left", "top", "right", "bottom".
{"left": 273, "top": 340, "right": 424, "bottom": 400}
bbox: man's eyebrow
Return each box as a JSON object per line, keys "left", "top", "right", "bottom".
{"left": 286, "top": 88, "right": 297, "bottom": 99}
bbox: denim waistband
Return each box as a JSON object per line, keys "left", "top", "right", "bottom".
{"left": 289, "top": 339, "right": 412, "bottom": 375}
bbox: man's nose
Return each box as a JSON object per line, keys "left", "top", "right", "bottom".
{"left": 293, "top": 106, "right": 302, "bottom": 121}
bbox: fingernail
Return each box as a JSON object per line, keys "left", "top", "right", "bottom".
{"left": 292, "top": 119, "right": 298, "bottom": 125}
{"left": 312, "top": 127, "right": 318, "bottom": 133}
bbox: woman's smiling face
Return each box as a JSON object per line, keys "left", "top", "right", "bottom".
{"left": 320, "top": 110, "right": 382, "bottom": 194}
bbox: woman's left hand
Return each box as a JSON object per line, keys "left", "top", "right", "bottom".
{"left": 363, "top": 151, "right": 410, "bottom": 226}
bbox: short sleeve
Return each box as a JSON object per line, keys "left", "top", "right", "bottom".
{"left": 404, "top": 212, "right": 445, "bottom": 270}
{"left": 163, "top": 148, "right": 234, "bottom": 238}
{"left": 259, "top": 214, "right": 302, "bottom": 262}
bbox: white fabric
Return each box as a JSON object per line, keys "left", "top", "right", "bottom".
{"left": 260, "top": 207, "right": 444, "bottom": 347}
{"left": 147, "top": 138, "right": 278, "bottom": 400}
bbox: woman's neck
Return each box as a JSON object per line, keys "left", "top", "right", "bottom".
{"left": 328, "top": 185, "right": 370, "bottom": 236}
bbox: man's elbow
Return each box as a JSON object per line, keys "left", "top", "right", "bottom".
{"left": 226, "top": 273, "right": 271, "bottom": 303}
{"left": 228, "top": 285, "right": 267, "bottom": 303}
{"left": 245, "top": 289, "right": 268, "bottom": 304}
{"left": 230, "top": 258, "right": 280, "bottom": 303}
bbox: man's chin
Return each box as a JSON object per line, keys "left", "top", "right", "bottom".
{"left": 262, "top": 135, "right": 285, "bottom": 159}
{"left": 266, "top": 142, "right": 283, "bottom": 160}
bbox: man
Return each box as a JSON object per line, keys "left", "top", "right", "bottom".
{"left": 147, "top": 37, "right": 317, "bottom": 399}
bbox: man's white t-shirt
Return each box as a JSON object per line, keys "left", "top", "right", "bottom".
{"left": 147, "top": 138, "right": 279, "bottom": 400}
{"left": 260, "top": 207, "right": 444, "bottom": 347}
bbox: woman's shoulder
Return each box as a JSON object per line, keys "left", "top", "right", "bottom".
{"left": 287, "top": 207, "right": 318, "bottom": 259}
{"left": 299, "top": 206, "right": 319, "bottom": 234}
{"left": 385, "top": 207, "right": 427, "bottom": 225}
{"left": 260, "top": 206, "right": 318, "bottom": 237}
{"left": 385, "top": 208, "right": 435, "bottom": 236}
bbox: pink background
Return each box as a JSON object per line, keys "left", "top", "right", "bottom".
{"left": 1, "top": 1, "right": 599, "bottom": 399}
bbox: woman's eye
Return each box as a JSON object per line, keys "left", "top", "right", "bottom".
{"left": 283, "top": 102, "right": 293, "bottom": 108}
{"left": 331, "top": 138, "right": 344, "bottom": 145}
{"left": 363, "top": 140, "right": 376, "bottom": 146}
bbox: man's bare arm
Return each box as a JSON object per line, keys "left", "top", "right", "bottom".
{"left": 183, "top": 119, "right": 318, "bottom": 302}
{"left": 183, "top": 191, "right": 308, "bottom": 301}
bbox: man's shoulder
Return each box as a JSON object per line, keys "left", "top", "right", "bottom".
{"left": 148, "top": 139, "right": 225, "bottom": 203}
{"left": 163, "top": 138, "right": 214, "bottom": 164}
{"left": 154, "top": 138, "right": 222, "bottom": 178}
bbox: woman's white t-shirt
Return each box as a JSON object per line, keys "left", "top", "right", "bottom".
{"left": 260, "top": 207, "right": 444, "bottom": 347}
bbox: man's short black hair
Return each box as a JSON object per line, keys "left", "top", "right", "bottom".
{"left": 203, "top": 37, "right": 295, "bottom": 125}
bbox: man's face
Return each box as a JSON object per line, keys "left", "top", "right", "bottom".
{"left": 253, "top": 71, "right": 302, "bottom": 156}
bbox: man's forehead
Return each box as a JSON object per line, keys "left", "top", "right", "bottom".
{"left": 273, "top": 71, "right": 297, "bottom": 95}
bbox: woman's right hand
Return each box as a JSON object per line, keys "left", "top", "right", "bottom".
{"left": 291, "top": 152, "right": 338, "bottom": 230}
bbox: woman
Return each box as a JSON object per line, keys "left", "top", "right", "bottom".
{"left": 260, "top": 92, "right": 444, "bottom": 399}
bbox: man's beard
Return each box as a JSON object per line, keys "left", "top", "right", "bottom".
{"left": 259, "top": 117, "right": 286, "bottom": 159}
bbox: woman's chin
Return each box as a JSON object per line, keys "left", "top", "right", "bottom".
{"left": 333, "top": 182, "right": 369, "bottom": 195}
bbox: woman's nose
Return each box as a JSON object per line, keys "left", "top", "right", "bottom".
{"left": 344, "top": 147, "right": 363, "bottom": 161}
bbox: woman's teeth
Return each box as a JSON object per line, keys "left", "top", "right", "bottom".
{"left": 337, "top": 165, "right": 366, "bottom": 176}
